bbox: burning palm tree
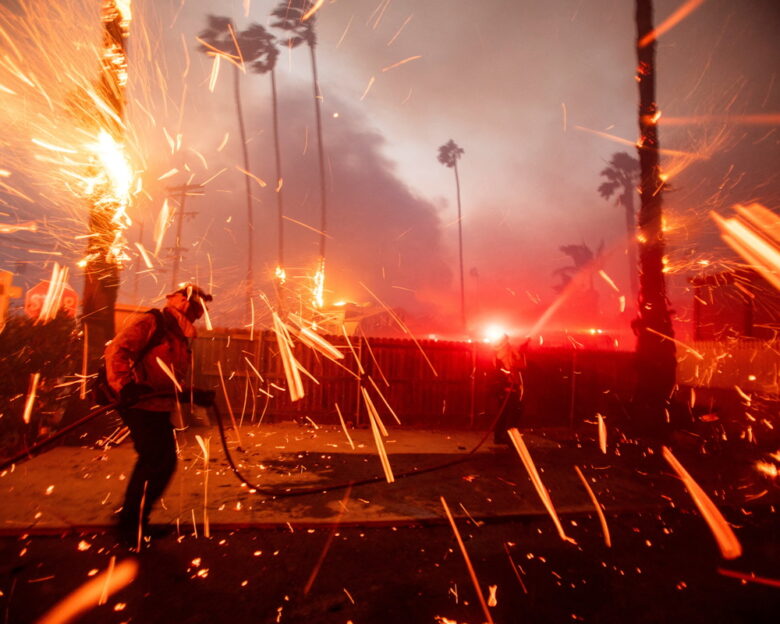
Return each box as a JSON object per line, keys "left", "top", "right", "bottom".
{"left": 598, "top": 151, "right": 640, "bottom": 305}
{"left": 438, "top": 139, "right": 466, "bottom": 330}
{"left": 81, "top": 0, "right": 133, "bottom": 367}
{"left": 634, "top": 0, "right": 676, "bottom": 433}
{"left": 271, "top": 0, "right": 328, "bottom": 308}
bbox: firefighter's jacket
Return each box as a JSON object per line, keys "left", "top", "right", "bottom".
{"left": 105, "top": 306, "right": 196, "bottom": 412}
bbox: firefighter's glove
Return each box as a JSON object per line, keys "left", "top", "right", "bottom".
{"left": 119, "top": 381, "right": 154, "bottom": 406}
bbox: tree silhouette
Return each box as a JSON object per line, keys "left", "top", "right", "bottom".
{"left": 598, "top": 151, "right": 639, "bottom": 304}
{"left": 271, "top": 1, "right": 328, "bottom": 289}
{"left": 197, "top": 15, "right": 255, "bottom": 319}
{"left": 437, "top": 139, "right": 466, "bottom": 330}
{"left": 552, "top": 243, "right": 599, "bottom": 293}
{"left": 242, "top": 24, "right": 286, "bottom": 282}
{"left": 634, "top": 0, "right": 676, "bottom": 433}
{"left": 553, "top": 242, "right": 605, "bottom": 325}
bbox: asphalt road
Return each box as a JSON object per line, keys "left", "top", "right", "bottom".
{"left": 1, "top": 505, "right": 778, "bottom": 623}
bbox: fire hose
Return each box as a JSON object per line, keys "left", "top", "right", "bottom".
{"left": 0, "top": 392, "right": 171, "bottom": 473}
{"left": 210, "top": 387, "right": 514, "bottom": 498}
{"left": 0, "top": 388, "right": 516, "bottom": 497}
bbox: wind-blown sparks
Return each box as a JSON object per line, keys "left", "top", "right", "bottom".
{"left": 662, "top": 446, "right": 742, "bottom": 559}
{"left": 335, "top": 403, "right": 355, "bottom": 450}
{"left": 381, "top": 55, "right": 422, "bottom": 72}
{"left": 22, "top": 372, "right": 41, "bottom": 425}
{"left": 36, "top": 558, "right": 138, "bottom": 624}
{"left": 507, "top": 428, "right": 576, "bottom": 544}
{"left": 711, "top": 204, "right": 780, "bottom": 291}
{"left": 37, "top": 264, "right": 70, "bottom": 323}
{"left": 301, "top": 0, "right": 325, "bottom": 21}
{"left": 195, "top": 434, "right": 211, "bottom": 538}
{"left": 639, "top": 0, "right": 707, "bottom": 48}
{"left": 155, "top": 357, "right": 182, "bottom": 393}
{"left": 597, "top": 413, "right": 607, "bottom": 454}
{"left": 440, "top": 496, "right": 495, "bottom": 624}
{"left": 273, "top": 313, "right": 305, "bottom": 402}
{"left": 574, "top": 465, "right": 611, "bottom": 548}
{"left": 363, "top": 387, "right": 394, "bottom": 483}
{"left": 216, "top": 360, "right": 243, "bottom": 447}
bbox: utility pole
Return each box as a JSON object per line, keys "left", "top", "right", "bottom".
{"left": 166, "top": 183, "right": 203, "bottom": 290}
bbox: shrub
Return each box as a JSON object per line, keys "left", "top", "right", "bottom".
{"left": 0, "top": 311, "right": 79, "bottom": 457}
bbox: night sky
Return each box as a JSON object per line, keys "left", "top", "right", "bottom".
{"left": 1, "top": 0, "right": 778, "bottom": 338}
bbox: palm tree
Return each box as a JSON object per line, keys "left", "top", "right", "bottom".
{"left": 552, "top": 242, "right": 604, "bottom": 324}
{"left": 552, "top": 242, "right": 602, "bottom": 293}
{"left": 242, "top": 24, "right": 286, "bottom": 282}
{"left": 271, "top": 1, "right": 328, "bottom": 290}
{"left": 437, "top": 139, "right": 466, "bottom": 330}
{"left": 634, "top": 0, "right": 676, "bottom": 433}
{"left": 598, "top": 151, "right": 639, "bottom": 304}
{"left": 82, "top": 0, "right": 129, "bottom": 370}
{"left": 197, "top": 15, "right": 255, "bottom": 319}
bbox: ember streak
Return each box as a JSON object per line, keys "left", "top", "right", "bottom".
{"left": 0, "top": 1, "right": 778, "bottom": 622}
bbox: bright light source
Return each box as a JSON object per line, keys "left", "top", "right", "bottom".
{"left": 482, "top": 324, "right": 506, "bottom": 343}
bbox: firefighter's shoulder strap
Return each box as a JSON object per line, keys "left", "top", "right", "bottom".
{"left": 132, "top": 308, "right": 166, "bottom": 368}
{"left": 92, "top": 309, "right": 166, "bottom": 406}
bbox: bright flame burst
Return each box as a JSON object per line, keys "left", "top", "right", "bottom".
{"left": 312, "top": 259, "right": 325, "bottom": 309}
{"left": 74, "top": 129, "right": 135, "bottom": 266}
{"left": 0, "top": 0, "right": 138, "bottom": 265}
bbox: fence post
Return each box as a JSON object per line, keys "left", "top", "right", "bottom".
{"left": 354, "top": 335, "right": 364, "bottom": 427}
{"left": 568, "top": 349, "right": 577, "bottom": 428}
{"left": 469, "top": 341, "right": 477, "bottom": 428}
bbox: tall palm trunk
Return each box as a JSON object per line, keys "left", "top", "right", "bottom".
{"left": 623, "top": 188, "right": 639, "bottom": 304}
{"left": 308, "top": 43, "right": 328, "bottom": 263}
{"left": 82, "top": 1, "right": 126, "bottom": 368}
{"left": 454, "top": 161, "right": 466, "bottom": 330}
{"left": 270, "top": 68, "right": 285, "bottom": 272}
{"left": 234, "top": 63, "right": 254, "bottom": 319}
{"left": 634, "top": 0, "right": 676, "bottom": 428}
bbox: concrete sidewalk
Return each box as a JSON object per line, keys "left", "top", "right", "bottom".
{"left": 0, "top": 421, "right": 688, "bottom": 533}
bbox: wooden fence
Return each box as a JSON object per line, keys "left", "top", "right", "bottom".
{"left": 677, "top": 339, "right": 780, "bottom": 395}
{"left": 192, "top": 331, "right": 637, "bottom": 429}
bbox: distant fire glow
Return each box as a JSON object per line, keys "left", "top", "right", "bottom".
{"left": 482, "top": 324, "right": 507, "bottom": 343}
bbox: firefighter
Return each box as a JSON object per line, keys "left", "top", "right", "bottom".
{"left": 491, "top": 335, "right": 528, "bottom": 444}
{"left": 105, "top": 283, "right": 215, "bottom": 546}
